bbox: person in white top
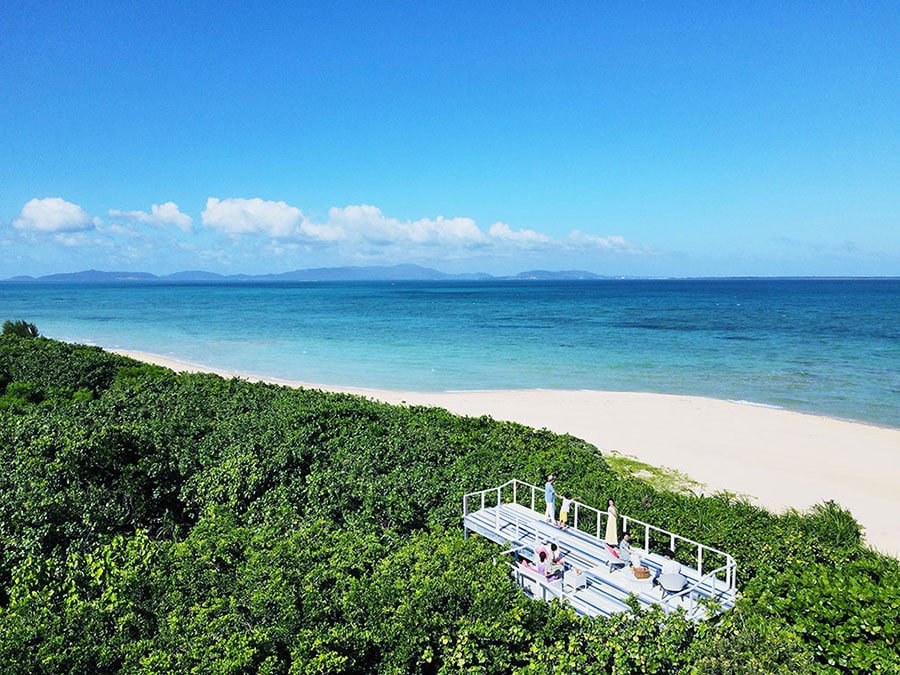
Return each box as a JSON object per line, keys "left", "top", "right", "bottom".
{"left": 655, "top": 549, "right": 686, "bottom": 593}
{"left": 661, "top": 549, "right": 681, "bottom": 576}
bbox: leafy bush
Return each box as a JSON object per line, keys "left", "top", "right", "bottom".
{"left": 0, "top": 334, "right": 123, "bottom": 395}
{"left": 0, "top": 335, "right": 897, "bottom": 673}
{"left": 2, "top": 320, "right": 39, "bottom": 338}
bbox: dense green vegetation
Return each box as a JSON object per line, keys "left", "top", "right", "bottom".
{"left": 0, "top": 332, "right": 897, "bottom": 673}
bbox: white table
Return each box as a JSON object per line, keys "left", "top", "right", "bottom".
{"left": 610, "top": 567, "right": 654, "bottom": 595}
{"left": 626, "top": 572, "right": 655, "bottom": 595}
{"left": 563, "top": 568, "right": 587, "bottom": 591}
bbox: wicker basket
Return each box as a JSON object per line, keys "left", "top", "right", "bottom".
{"left": 633, "top": 566, "right": 650, "bottom": 579}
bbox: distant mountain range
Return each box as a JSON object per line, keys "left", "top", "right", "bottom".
{"left": 3, "top": 265, "right": 611, "bottom": 283}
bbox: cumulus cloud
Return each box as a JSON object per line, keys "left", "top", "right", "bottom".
{"left": 567, "top": 230, "right": 645, "bottom": 253}
{"left": 196, "top": 198, "right": 645, "bottom": 263}
{"left": 327, "top": 204, "right": 486, "bottom": 246}
{"left": 109, "top": 202, "right": 193, "bottom": 233}
{"left": 5, "top": 194, "right": 655, "bottom": 276}
{"left": 201, "top": 197, "right": 341, "bottom": 241}
{"left": 488, "top": 221, "right": 552, "bottom": 247}
{"left": 13, "top": 197, "right": 97, "bottom": 233}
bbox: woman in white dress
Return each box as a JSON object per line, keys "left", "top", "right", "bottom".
{"left": 604, "top": 498, "right": 618, "bottom": 546}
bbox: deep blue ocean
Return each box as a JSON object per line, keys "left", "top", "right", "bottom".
{"left": 2, "top": 279, "right": 898, "bottom": 428}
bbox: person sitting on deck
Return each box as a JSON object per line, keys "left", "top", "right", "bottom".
{"left": 618, "top": 532, "right": 634, "bottom": 567}
{"left": 548, "top": 543, "right": 565, "bottom": 576}
{"left": 661, "top": 549, "right": 681, "bottom": 576}
{"left": 536, "top": 550, "right": 549, "bottom": 577}
{"left": 536, "top": 550, "right": 562, "bottom": 580}
{"left": 604, "top": 542, "right": 627, "bottom": 571}
{"left": 654, "top": 549, "right": 687, "bottom": 594}
{"left": 534, "top": 543, "right": 548, "bottom": 566}
{"left": 519, "top": 555, "right": 538, "bottom": 573}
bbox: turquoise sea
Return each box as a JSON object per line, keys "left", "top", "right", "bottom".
{"left": 2, "top": 279, "right": 898, "bottom": 428}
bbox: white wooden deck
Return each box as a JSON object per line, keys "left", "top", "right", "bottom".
{"left": 463, "top": 481, "right": 738, "bottom": 620}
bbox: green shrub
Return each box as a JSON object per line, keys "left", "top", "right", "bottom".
{"left": 0, "top": 336, "right": 897, "bottom": 673}
{"left": 2, "top": 320, "right": 39, "bottom": 338}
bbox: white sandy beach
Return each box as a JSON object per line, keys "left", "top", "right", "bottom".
{"left": 112, "top": 349, "right": 900, "bottom": 558}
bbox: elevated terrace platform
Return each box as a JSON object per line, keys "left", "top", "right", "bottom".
{"left": 463, "top": 480, "right": 738, "bottom": 620}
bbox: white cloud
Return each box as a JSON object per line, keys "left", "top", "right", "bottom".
{"left": 13, "top": 197, "right": 97, "bottom": 233}
{"left": 3, "top": 194, "right": 661, "bottom": 277}
{"left": 53, "top": 232, "right": 95, "bottom": 247}
{"left": 327, "top": 204, "right": 486, "bottom": 246}
{"left": 202, "top": 197, "right": 303, "bottom": 236}
{"left": 197, "top": 198, "right": 648, "bottom": 264}
{"left": 488, "top": 221, "right": 552, "bottom": 247}
{"left": 109, "top": 202, "right": 193, "bottom": 233}
{"left": 567, "top": 230, "right": 645, "bottom": 253}
{"left": 11, "top": 194, "right": 642, "bottom": 268}
{"left": 201, "top": 197, "right": 341, "bottom": 241}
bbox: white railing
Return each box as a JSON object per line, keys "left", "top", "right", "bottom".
{"left": 661, "top": 563, "right": 734, "bottom": 619}
{"left": 463, "top": 479, "right": 737, "bottom": 592}
{"left": 509, "top": 562, "right": 564, "bottom": 602}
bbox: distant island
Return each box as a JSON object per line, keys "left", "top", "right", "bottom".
{"left": 3, "top": 264, "right": 613, "bottom": 283}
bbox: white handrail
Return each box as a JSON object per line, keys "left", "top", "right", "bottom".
{"left": 508, "top": 560, "right": 565, "bottom": 602}
{"left": 661, "top": 563, "right": 734, "bottom": 619}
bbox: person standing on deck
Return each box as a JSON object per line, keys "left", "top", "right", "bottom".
{"left": 544, "top": 475, "right": 556, "bottom": 523}
{"left": 559, "top": 494, "right": 574, "bottom": 530}
{"left": 605, "top": 498, "right": 619, "bottom": 546}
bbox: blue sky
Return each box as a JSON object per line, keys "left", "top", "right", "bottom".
{"left": 2, "top": 1, "right": 898, "bottom": 277}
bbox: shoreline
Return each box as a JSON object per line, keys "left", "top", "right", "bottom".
{"left": 111, "top": 349, "right": 900, "bottom": 558}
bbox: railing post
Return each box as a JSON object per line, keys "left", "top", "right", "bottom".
{"left": 463, "top": 494, "right": 469, "bottom": 539}
{"left": 574, "top": 503, "right": 579, "bottom": 530}
{"left": 644, "top": 525, "right": 649, "bottom": 554}
{"left": 697, "top": 545, "right": 703, "bottom": 577}
{"left": 496, "top": 487, "right": 501, "bottom": 531}
{"left": 531, "top": 485, "right": 535, "bottom": 513}
{"left": 513, "top": 481, "right": 518, "bottom": 506}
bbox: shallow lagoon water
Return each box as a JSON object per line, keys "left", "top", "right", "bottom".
{"left": 2, "top": 278, "right": 898, "bottom": 428}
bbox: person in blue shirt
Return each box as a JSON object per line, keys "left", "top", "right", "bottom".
{"left": 544, "top": 475, "right": 556, "bottom": 524}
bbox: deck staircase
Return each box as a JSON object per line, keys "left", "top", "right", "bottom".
{"left": 463, "top": 480, "right": 738, "bottom": 620}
